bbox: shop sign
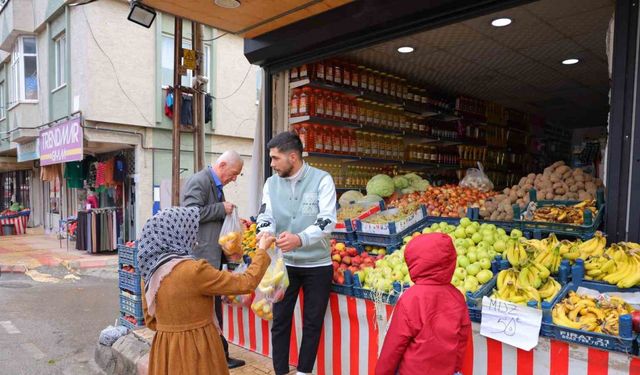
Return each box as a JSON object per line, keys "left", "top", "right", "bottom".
{"left": 17, "top": 139, "right": 40, "bottom": 162}
{"left": 183, "top": 48, "right": 197, "bottom": 70}
{"left": 39, "top": 117, "right": 83, "bottom": 166}
{"left": 480, "top": 296, "right": 542, "bottom": 351}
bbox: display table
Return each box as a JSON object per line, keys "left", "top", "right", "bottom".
{"left": 0, "top": 211, "right": 29, "bottom": 235}
{"left": 222, "top": 293, "right": 640, "bottom": 375}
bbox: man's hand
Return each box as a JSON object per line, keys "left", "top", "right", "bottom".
{"left": 276, "top": 231, "right": 302, "bottom": 252}
{"left": 223, "top": 202, "right": 235, "bottom": 215}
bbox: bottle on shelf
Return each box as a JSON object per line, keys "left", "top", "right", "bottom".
{"left": 290, "top": 88, "right": 300, "bottom": 117}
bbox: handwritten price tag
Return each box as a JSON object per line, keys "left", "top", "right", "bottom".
{"left": 480, "top": 297, "right": 542, "bottom": 351}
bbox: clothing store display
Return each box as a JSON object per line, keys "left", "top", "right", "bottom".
{"left": 76, "top": 209, "right": 118, "bottom": 253}
{"left": 114, "top": 154, "right": 127, "bottom": 182}
{"left": 103, "top": 159, "right": 115, "bottom": 187}
{"left": 40, "top": 164, "right": 62, "bottom": 182}
{"left": 65, "top": 160, "right": 85, "bottom": 188}
{"left": 96, "top": 162, "right": 107, "bottom": 187}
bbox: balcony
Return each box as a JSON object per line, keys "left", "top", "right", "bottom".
{"left": 0, "top": 0, "right": 35, "bottom": 52}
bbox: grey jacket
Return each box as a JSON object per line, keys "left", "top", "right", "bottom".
{"left": 181, "top": 168, "right": 227, "bottom": 269}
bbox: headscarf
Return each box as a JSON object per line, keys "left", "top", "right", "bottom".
{"left": 137, "top": 206, "right": 200, "bottom": 292}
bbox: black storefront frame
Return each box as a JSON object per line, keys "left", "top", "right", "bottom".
{"left": 251, "top": 0, "right": 640, "bottom": 241}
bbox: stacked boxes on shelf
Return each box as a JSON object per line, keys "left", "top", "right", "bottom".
{"left": 118, "top": 242, "right": 145, "bottom": 330}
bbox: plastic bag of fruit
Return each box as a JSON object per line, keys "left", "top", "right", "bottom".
{"left": 251, "top": 247, "right": 289, "bottom": 320}
{"left": 218, "top": 207, "right": 244, "bottom": 262}
{"left": 221, "top": 262, "right": 254, "bottom": 307}
{"left": 459, "top": 162, "right": 494, "bottom": 192}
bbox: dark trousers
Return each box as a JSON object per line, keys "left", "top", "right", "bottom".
{"left": 272, "top": 265, "right": 333, "bottom": 374}
{"left": 215, "top": 295, "right": 229, "bottom": 358}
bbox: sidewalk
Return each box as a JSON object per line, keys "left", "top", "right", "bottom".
{"left": 0, "top": 227, "right": 118, "bottom": 273}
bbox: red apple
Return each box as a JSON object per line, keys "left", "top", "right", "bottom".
{"left": 347, "top": 248, "right": 357, "bottom": 257}
{"left": 342, "top": 256, "right": 351, "bottom": 265}
{"left": 332, "top": 254, "right": 341, "bottom": 262}
{"left": 361, "top": 252, "right": 369, "bottom": 258}
{"left": 339, "top": 264, "right": 348, "bottom": 271}
{"left": 332, "top": 261, "right": 339, "bottom": 271}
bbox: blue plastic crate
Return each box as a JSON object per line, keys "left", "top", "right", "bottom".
{"left": 118, "top": 270, "right": 142, "bottom": 295}
{"left": 351, "top": 275, "right": 408, "bottom": 305}
{"left": 118, "top": 244, "right": 139, "bottom": 268}
{"left": 331, "top": 231, "right": 357, "bottom": 242}
{"left": 540, "top": 280, "right": 637, "bottom": 354}
{"left": 355, "top": 220, "right": 425, "bottom": 247}
{"left": 120, "top": 292, "right": 144, "bottom": 317}
{"left": 331, "top": 283, "right": 354, "bottom": 296}
{"left": 118, "top": 314, "right": 145, "bottom": 331}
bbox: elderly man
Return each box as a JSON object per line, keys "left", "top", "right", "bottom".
{"left": 181, "top": 150, "right": 245, "bottom": 369}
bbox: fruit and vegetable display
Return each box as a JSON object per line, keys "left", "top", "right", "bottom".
{"left": 331, "top": 241, "right": 380, "bottom": 285}
{"left": 365, "top": 173, "right": 430, "bottom": 198}
{"left": 361, "top": 203, "right": 421, "bottom": 224}
{"left": 1, "top": 203, "right": 29, "bottom": 217}
{"left": 531, "top": 200, "right": 598, "bottom": 224}
{"left": 389, "top": 185, "right": 496, "bottom": 218}
{"left": 358, "top": 248, "right": 412, "bottom": 292}
{"left": 480, "top": 161, "right": 603, "bottom": 221}
{"left": 492, "top": 267, "right": 562, "bottom": 307}
{"left": 552, "top": 292, "right": 634, "bottom": 336}
{"left": 242, "top": 223, "right": 257, "bottom": 258}
{"left": 582, "top": 241, "right": 640, "bottom": 287}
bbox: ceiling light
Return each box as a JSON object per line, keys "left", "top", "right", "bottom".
{"left": 562, "top": 58, "right": 580, "bottom": 65}
{"left": 127, "top": 1, "right": 157, "bottom": 28}
{"left": 491, "top": 18, "right": 512, "bottom": 27}
{"left": 215, "top": 0, "right": 241, "bottom": 8}
{"left": 397, "top": 46, "right": 414, "bottom": 54}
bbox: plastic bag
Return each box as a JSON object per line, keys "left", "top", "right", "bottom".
{"left": 218, "top": 207, "right": 243, "bottom": 262}
{"left": 98, "top": 325, "right": 129, "bottom": 346}
{"left": 251, "top": 247, "right": 289, "bottom": 320}
{"left": 459, "top": 162, "right": 494, "bottom": 192}
{"left": 221, "top": 262, "right": 254, "bottom": 307}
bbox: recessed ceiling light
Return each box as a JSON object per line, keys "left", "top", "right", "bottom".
{"left": 214, "top": 0, "right": 241, "bottom": 8}
{"left": 562, "top": 58, "right": 580, "bottom": 65}
{"left": 397, "top": 46, "right": 414, "bottom": 54}
{"left": 491, "top": 18, "right": 512, "bottom": 27}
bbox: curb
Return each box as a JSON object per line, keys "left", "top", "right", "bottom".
{"left": 65, "top": 258, "right": 119, "bottom": 270}
{"left": 96, "top": 333, "right": 150, "bottom": 375}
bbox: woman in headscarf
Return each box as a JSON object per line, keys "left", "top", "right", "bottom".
{"left": 138, "top": 207, "right": 275, "bottom": 375}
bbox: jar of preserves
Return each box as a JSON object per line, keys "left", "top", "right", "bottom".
{"left": 333, "top": 60, "right": 343, "bottom": 85}
{"left": 351, "top": 64, "right": 360, "bottom": 88}
{"left": 325, "top": 60, "right": 334, "bottom": 83}
{"left": 299, "top": 87, "right": 311, "bottom": 116}
{"left": 315, "top": 90, "right": 325, "bottom": 117}
{"left": 349, "top": 129, "right": 357, "bottom": 155}
{"left": 290, "top": 66, "right": 299, "bottom": 81}
{"left": 299, "top": 64, "right": 309, "bottom": 79}
{"left": 362, "top": 132, "right": 372, "bottom": 156}
{"left": 430, "top": 146, "right": 438, "bottom": 162}
{"left": 343, "top": 63, "right": 351, "bottom": 87}
{"left": 375, "top": 71, "right": 383, "bottom": 93}
{"left": 341, "top": 128, "right": 350, "bottom": 154}
{"left": 356, "top": 98, "right": 366, "bottom": 124}
{"left": 332, "top": 126, "right": 342, "bottom": 154}
{"left": 333, "top": 94, "right": 343, "bottom": 120}
{"left": 415, "top": 145, "right": 424, "bottom": 161}
{"left": 323, "top": 126, "right": 334, "bottom": 153}
{"left": 365, "top": 101, "right": 374, "bottom": 126}
{"left": 313, "top": 124, "right": 324, "bottom": 152}
{"left": 315, "top": 60, "right": 325, "bottom": 81}
{"left": 290, "top": 88, "right": 300, "bottom": 117}
{"left": 359, "top": 66, "right": 368, "bottom": 90}
{"left": 356, "top": 130, "right": 366, "bottom": 156}
{"left": 350, "top": 98, "right": 359, "bottom": 122}
{"left": 389, "top": 75, "right": 397, "bottom": 98}
{"left": 382, "top": 73, "right": 390, "bottom": 96}
{"left": 367, "top": 69, "right": 376, "bottom": 92}
{"left": 325, "top": 93, "right": 334, "bottom": 118}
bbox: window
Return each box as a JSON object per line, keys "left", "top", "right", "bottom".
{"left": 9, "top": 36, "right": 38, "bottom": 106}
{"left": 54, "top": 33, "right": 66, "bottom": 89}
{"left": 0, "top": 82, "right": 5, "bottom": 119}
{"left": 161, "top": 35, "right": 211, "bottom": 92}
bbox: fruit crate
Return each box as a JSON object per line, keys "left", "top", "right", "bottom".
{"left": 466, "top": 207, "right": 522, "bottom": 233}
{"left": 332, "top": 219, "right": 357, "bottom": 242}
{"left": 540, "top": 280, "right": 637, "bottom": 354}
{"left": 331, "top": 270, "right": 355, "bottom": 297}
{"left": 119, "top": 270, "right": 142, "bottom": 295}
{"left": 466, "top": 259, "right": 570, "bottom": 323}
{"left": 119, "top": 313, "right": 145, "bottom": 331}
{"left": 518, "top": 190, "right": 605, "bottom": 240}
{"left": 355, "top": 205, "right": 428, "bottom": 247}
{"left": 351, "top": 274, "right": 407, "bottom": 305}
{"left": 119, "top": 291, "right": 144, "bottom": 317}
{"left": 118, "top": 244, "right": 139, "bottom": 268}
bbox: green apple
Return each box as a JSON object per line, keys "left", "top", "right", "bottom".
{"left": 403, "top": 236, "right": 413, "bottom": 244}
{"left": 467, "top": 246, "right": 477, "bottom": 254}
{"left": 510, "top": 229, "right": 523, "bottom": 239}
{"left": 479, "top": 258, "right": 492, "bottom": 270}
{"left": 488, "top": 249, "right": 497, "bottom": 258}
{"left": 431, "top": 223, "right": 439, "bottom": 230}
{"left": 422, "top": 227, "right": 432, "bottom": 234}
{"left": 457, "top": 255, "right": 471, "bottom": 268}
{"left": 497, "top": 228, "right": 507, "bottom": 236}
{"left": 483, "top": 233, "right": 495, "bottom": 245}
{"left": 454, "top": 238, "right": 468, "bottom": 249}
{"left": 487, "top": 224, "right": 497, "bottom": 231}
{"left": 447, "top": 225, "right": 457, "bottom": 233}
{"left": 454, "top": 267, "right": 467, "bottom": 280}
{"left": 439, "top": 222, "right": 448, "bottom": 229}
{"left": 467, "top": 251, "right": 478, "bottom": 263}
{"left": 355, "top": 270, "right": 366, "bottom": 284}
{"left": 493, "top": 240, "right": 507, "bottom": 253}
{"left": 476, "top": 269, "right": 493, "bottom": 283}
{"left": 466, "top": 263, "right": 481, "bottom": 276}
{"left": 401, "top": 264, "right": 409, "bottom": 275}
{"left": 460, "top": 217, "right": 472, "bottom": 227}
{"left": 477, "top": 241, "right": 490, "bottom": 249}
{"left": 451, "top": 275, "right": 461, "bottom": 286}
{"left": 466, "top": 238, "right": 475, "bottom": 248}
{"left": 472, "top": 232, "right": 483, "bottom": 244}
{"left": 477, "top": 249, "right": 489, "bottom": 260}
{"left": 465, "top": 226, "right": 477, "bottom": 236}
{"left": 480, "top": 223, "right": 489, "bottom": 230}
{"left": 472, "top": 221, "right": 481, "bottom": 229}
{"left": 464, "top": 276, "right": 479, "bottom": 293}
{"left": 456, "top": 247, "right": 467, "bottom": 256}
{"left": 454, "top": 227, "right": 467, "bottom": 239}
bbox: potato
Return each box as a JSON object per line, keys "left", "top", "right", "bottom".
{"left": 503, "top": 188, "right": 511, "bottom": 195}
{"left": 550, "top": 174, "right": 561, "bottom": 183}
{"left": 569, "top": 185, "right": 579, "bottom": 193}
{"left": 517, "top": 189, "right": 525, "bottom": 198}
{"left": 578, "top": 191, "right": 592, "bottom": 201}
{"left": 509, "top": 192, "right": 518, "bottom": 203}
{"left": 551, "top": 161, "right": 565, "bottom": 169}
{"left": 556, "top": 165, "right": 571, "bottom": 175}
{"left": 528, "top": 173, "right": 537, "bottom": 180}
{"left": 573, "top": 168, "right": 584, "bottom": 175}
{"left": 576, "top": 181, "right": 585, "bottom": 190}
{"left": 563, "top": 171, "right": 573, "bottom": 180}
{"left": 543, "top": 167, "right": 554, "bottom": 175}
{"left": 546, "top": 192, "right": 555, "bottom": 200}
{"left": 553, "top": 182, "right": 564, "bottom": 189}
{"left": 519, "top": 177, "right": 527, "bottom": 186}
{"left": 585, "top": 182, "right": 597, "bottom": 191}
{"left": 490, "top": 211, "right": 499, "bottom": 220}
{"left": 555, "top": 188, "right": 567, "bottom": 195}
{"left": 567, "top": 192, "right": 579, "bottom": 200}
{"left": 584, "top": 174, "right": 594, "bottom": 182}
{"left": 523, "top": 183, "right": 533, "bottom": 192}
{"left": 565, "top": 178, "right": 576, "bottom": 186}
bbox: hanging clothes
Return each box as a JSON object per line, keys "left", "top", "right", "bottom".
{"left": 181, "top": 94, "right": 193, "bottom": 126}
{"left": 103, "top": 158, "right": 115, "bottom": 187}
{"left": 165, "top": 89, "right": 174, "bottom": 119}
{"left": 75, "top": 213, "right": 87, "bottom": 251}
{"left": 114, "top": 154, "right": 127, "bottom": 182}
{"left": 205, "top": 94, "right": 213, "bottom": 123}
{"left": 64, "top": 162, "right": 84, "bottom": 189}
{"left": 40, "top": 164, "right": 62, "bottom": 182}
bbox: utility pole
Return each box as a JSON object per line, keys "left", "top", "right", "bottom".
{"left": 194, "top": 22, "right": 205, "bottom": 171}
{"left": 171, "top": 17, "right": 183, "bottom": 206}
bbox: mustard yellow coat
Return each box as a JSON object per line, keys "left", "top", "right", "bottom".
{"left": 142, "top": 250, "right": 270, "bottom": 375}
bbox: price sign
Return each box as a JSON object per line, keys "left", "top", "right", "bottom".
{"left": 480, "top": 297, "right": 542, "bottom": 351}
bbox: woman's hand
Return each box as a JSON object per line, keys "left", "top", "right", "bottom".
{"left": 258, "top": 233, "right": 276, "bottom": 251}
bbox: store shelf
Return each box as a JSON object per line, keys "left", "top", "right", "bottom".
{"left": 290, "top": 79, "right": 403, "bottom": 107}
{"left": 289, "top": 115, "right": 360, "bottom": 128}
{"left": 336, "top": 187, "right": 365, "bottom": 192}
{"left": 303, "top": 152, "right": 459, "bottom": 170}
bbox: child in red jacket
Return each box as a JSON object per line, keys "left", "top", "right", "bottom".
{"left": 375, "top": 233, "right": 471, "bottom": 375}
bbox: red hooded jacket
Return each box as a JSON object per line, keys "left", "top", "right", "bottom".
{"left": 375, "top": 233, "right": 471, "bottom": 375}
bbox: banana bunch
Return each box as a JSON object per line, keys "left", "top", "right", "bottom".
{"left": 531, "top": 243, "right": 563, "bottom": 274}
{"left": 493, "top": 265, "right": 561, "bottom": 307}
{"left": 582, "top": 242, "right": 640, "bottom": 288}
{"left": 575, "top": 231, "right": 606, "bottom": 259}
{"left": 505, "top": 241, "right": 528, "bottom": 268}
{"left": 552, "top": 292, "right": 633, "bottom": 335}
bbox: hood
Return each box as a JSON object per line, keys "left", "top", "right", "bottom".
{"left": 404, "top": 233, "right": 456, "bottom": 285}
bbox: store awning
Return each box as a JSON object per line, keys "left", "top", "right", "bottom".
{"left": 0, "top": 157, "right": 33, "bottom": 172}
{"left": 141, "top": 0, "right": 352, "bottom": 38}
